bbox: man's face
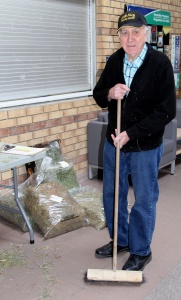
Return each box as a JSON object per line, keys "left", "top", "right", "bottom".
{"left": 118, "top": 26, "right": 148, "bottom": 61}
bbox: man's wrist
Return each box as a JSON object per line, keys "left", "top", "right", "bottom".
{"left": 107, "top": 88, "right": 112, "bottom": 101}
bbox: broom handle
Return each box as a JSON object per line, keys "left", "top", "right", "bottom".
{"left": 113, "top": 98, "right": 121, "bottom": 272}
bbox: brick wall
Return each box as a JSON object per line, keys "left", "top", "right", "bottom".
{"left": 0, "top": 98, "right": 101, "bottom": 184}
{"left": 0, "top": 0, "right": 181, "bottom": 184}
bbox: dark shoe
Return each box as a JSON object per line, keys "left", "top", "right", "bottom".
{"left": 95, "top": 241, "right": 129, "bottom": 258}
{"left": 122, "top": 252, "right": 152, "bottom": 271}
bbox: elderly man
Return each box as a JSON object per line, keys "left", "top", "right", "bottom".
{"left": 93, "top": 10, "right": 176, "bottom": 271}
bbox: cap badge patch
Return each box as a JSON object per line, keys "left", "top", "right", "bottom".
{"left": 121, "top": 13, "right": 135, "bottom": 23}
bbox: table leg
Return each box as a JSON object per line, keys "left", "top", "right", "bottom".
{"left": 12, "top": 167, "right": 34, "bottom": 244}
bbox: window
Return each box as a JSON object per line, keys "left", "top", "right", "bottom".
{"left": 0, "top": 0, "right": 95, "bottom": 108}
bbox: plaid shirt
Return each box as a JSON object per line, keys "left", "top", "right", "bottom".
{"left": 123, "top": 44, "right": 148, "bottom": 88}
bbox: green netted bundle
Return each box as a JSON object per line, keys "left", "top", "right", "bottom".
{"left": 23, "top": 181, "right": 86, "bottom": 239}
{"left": 0, "top": 189, "right": 37, "bottom": 232}
{"left": 69, "top": 186, "right": 106, "bottom": 230}
{"left": 35, "top": 141, "right": 79, "bottom": 190}
{"left": 56, "top": 167, "right": 79, "bottom": 190}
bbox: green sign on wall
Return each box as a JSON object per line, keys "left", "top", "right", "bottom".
{"left": 146, "top": 10, "right": 171, "bottom": 27}
{"left": 126, "top": 6, "right": 171, "bottom": 27}
{"left": 174, "top": 73, "right": 180, "bottom": 89}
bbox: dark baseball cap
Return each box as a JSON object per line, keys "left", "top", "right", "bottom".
{"left": 117, "top": 10, "right": 147, "bottom": 32}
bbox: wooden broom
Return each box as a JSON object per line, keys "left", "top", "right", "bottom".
{"left": 87, "top": 99, "right": 142, "bottom": 282}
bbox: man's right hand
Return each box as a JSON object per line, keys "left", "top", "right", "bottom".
{"left": 108, "top": 84, "right": 130, "bottom": 100}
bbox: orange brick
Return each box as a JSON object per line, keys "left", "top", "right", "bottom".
{"left": 64, "top": 123, "right": 77, "bottom": 131}
{"left": 75, "top": 160, "right": 87, "bottom": 169}
{"left": 60, "top": 116, "right": 74, "bottom": 125}
{"left": 100, "top": 0, "right": 110, "bottom": 6}
{"left": 27, "top": 106, "right": 43, "bottom": 115}
{"left": 1, "top": 170, "right": 13, "bottom": 181}
{"left": 111, "top": 1, "right": 122, "bottom": 8}
{"left": 49, "top": 125, "right": 64, "bottom": 135}
{"left": 8, "top": 108, "right": 26, "bottom": 118}
{"left": 17, "top": 116, "right": 32, "bottom": 126}
{"left": 135, "top": 0, "right": 144, "bottom": 5}
{"left": 75, "top": 128, "right": 86, "bottom": 136}
{"left": 18, "top": 132, "right": 33, "bottom": 142}
{"left": 63, "top": 108, "right": 77, "bottom": 117}
{"left": 33, "top": 113, "right": 49, "bottom": 122}
{"left": 0, "top": 128, "right": 9, "bottom": 138}
{"left": 9, "top": 125, "right": 27, "bottom": 136}
{"left": 27, "top": 121, "right": 46, "bottom": 132}
{"left": 62, "top": 136, "right": 77, "bottom": 146}
{"left": 49, "top": 111, "right": 63, "bottom": 119}
{"left": 61, "top": 131, "right": 74, "bottom": 139}
{"left": 63, "top": 145, "right": 76, "bottom": 153}
{"left": 29, "top": 137, "right": 45, "bottom": 146}
{"left": 77, "top": 135, "right": 86, "bottom": 143}
{"left": 0, "top": 111, "right": 8, "bottom": 120}
{"left": 0, "top": 119, "right": 17, "bottom": 128}
{"left": 59, "top": 101, "right": 73, "bottom": 110}
{"left": 77, "top": 147, "right": 87, "bottom": 156}
{"left": 43, "top": 103, "right": 59, "bottom": 112}
{"left": 45, "top": 134, "right": 61, "bottom": 143}
{"left": 97, "top": 14, "right": 110, "bottom": 21}
{"left": 1, "top": 136, "right": 18, "bottom": 144}
{"left": 73, "top": 99, "right": 87, "bottom": 107}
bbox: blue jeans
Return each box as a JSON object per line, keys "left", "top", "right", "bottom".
{"left": 103, "top": 140, "right": 163, "bottom": 256}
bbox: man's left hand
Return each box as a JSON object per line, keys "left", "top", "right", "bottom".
{"left": 111, "top": 130, "right": 130, "bottom": 149}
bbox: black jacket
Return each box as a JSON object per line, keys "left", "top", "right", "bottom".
{"left": 93, "top": 43, "right": 176, "bottom": 152}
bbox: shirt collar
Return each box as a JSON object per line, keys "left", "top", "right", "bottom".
{"left": 124, "top": 43, "right": 148, "bottom": 67}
